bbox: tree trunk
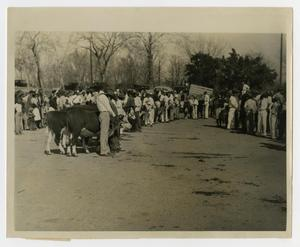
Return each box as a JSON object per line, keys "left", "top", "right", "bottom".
{"left": 147, "top": 52, "right": 153, "bottom": 87}
{"left": 36, "top": 60, "right": 43, "bottom": 89}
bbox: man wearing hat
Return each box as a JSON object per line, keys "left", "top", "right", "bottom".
{"left": 96, "top": 89, "right": 116, "bottom": 156}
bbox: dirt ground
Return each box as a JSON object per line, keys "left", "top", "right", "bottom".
{"left": 14, "top": 118, "right": 286, "bottom": 231}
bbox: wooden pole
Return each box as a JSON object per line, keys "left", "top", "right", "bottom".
{"left": 279, "top": 33, "right": 283, "bottom": 86}
{"left": 89, "top": 38, "right": 93, "bottom": 84}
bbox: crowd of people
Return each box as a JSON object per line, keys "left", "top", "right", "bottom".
{"left": 214, "top": 84, "right": 286, "bottom": 141}
{"left": 15, "top": 83, "right": 286, "bottom": 154}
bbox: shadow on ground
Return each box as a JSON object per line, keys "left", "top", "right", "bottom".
{"left": 260, "top": 142, "right": 286, "bottom": 151}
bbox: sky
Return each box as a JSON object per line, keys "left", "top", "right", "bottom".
{"left": 164, "top": 33, "right": 286, "bottom": 82}
{"left": 17, "top": 32, "right": 287, "bottom": 83}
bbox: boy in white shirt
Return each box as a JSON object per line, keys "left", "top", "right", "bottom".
{"left": 32, "top": 104, "right": 41, "bottom": 129}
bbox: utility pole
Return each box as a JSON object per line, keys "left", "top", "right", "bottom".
{"left": 89, "top": 36, "right": 93, "bottom": 84}
{"left": 158, "top": 60, "right": 161, "bottom": 86}
{"left": 279, "top": 33, "right": 283, "bottom": 86}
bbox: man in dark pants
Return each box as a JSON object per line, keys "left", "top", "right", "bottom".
{"left": 106, "top": 89, "right": 121, "bottom": 153}
{"left": 240, "top": 92, "right": 250, "bottom": 133}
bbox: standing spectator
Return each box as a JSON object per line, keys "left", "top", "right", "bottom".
{"left": 192, "top": 95, "right": 198, "bottom": 119}
{"left": 32, "top": 104, "right": 42, "bottom": 129}
{"left": 22, "top": 92, "right": 30, "bottom": 130}
{"left": 169, "top": 93, "right": 175, "bottom": 121}
{"left": 198, "top": 94, "right": 204, "bottom": 118}
{"left": 240, "top": 92, "right": 250, "bottom": 132}
{"left": 204, "top": 91, "right": 210, "bottom": 119}
{"left": 91, "top": 91, "right": 98, "bottom": 104}
{"left": 257, "top": 93, "right": 268, "bottom": 137}
{"left": 124, "top": 90, "right": 135, "bottom": 114}
{"left": 96, "top": 89, "right": 116, "bottom": 156}
{"left": 276, "top": 90, "right": 286, "bottom": 141}
{"left": 31, "top": 92, "right": 38, "bottom": 106}
{"left": 234, "top": 92, "right": 240, "bottom": 129}
{"left": 154, "top": 91, "right": 162, "bottom": 123}
{"left": 266, "top": 91, "right": 273, "bottom": 134}
{"left": 64, "top": 94, "right": 72, "bottom": 108}
{"left": 163, "top": 92, "right": 170, "bottom": 122}
{"left": 72, "top": 91, "right": 83, "bottom": 105}
{"left": 227, "top": 90, "right": 239, "bottom": 130}
{"left": 86, "top": 90, "right": 93, "bottom": 104}
{"left": 174, "top": 95, "right": 180, "bottom": 120}
{"left": 134, "top": 91, "right": 142, "bottom": 131}
{"left": 142, "top": 93, "right": 150, "bottom": 126}
{"left": 159, "top": 92, "right": 166, "bottom": 122}
{"left": 81, "top": 91, "right": 87, "bottom": 105}
{"left": 107, "top": 90, "right": 121, "bottom": 152}
{"left": 188, "top": 96, "right": 194, "bottom": 119}
{"left": 115, "top": 93, "right": 126, "bottom": 117}
{"left": 215, "top": 94, "right": 225, "bottom": 127}
{"left": 242, "top": 83, "right": 250, "bottom": 95}
{"left": 147, "top": 93, "right": 155, "bottom": 127}
{"left": 244, "top": 93, "right": 257, "bottom": 135}
{"left": 57, "top": 91, "right": 66, "bottom": 110}
{"left": 49, "top": 90, "right": 58, "bottom": 110}
{"left": 15, "top": 98, "right": 23, "bottom": 135}
{"left": 270, "top": 97, "right": 280, "bottom": 139}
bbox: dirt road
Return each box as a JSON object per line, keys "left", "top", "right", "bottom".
{"left": 14, "top": 118, "right": 286, "bottom": 231}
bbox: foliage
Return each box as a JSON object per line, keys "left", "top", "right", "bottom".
{"left": 185, "top": 49, "right": 277, "bottom": 91}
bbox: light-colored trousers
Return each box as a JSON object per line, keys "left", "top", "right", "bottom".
{"left": 22, "top": 112, "right": 29, "bottom": 130}
{"left": 227, "top": 108, "right": 236, "bottom": 129}
{"left": 162, "top": 106, "right": 169, "bottom": 122}
{"left": 148, "top": 109, "right": 155, "bottom": 125}
{"left": 15, "top": 112, "right": 23, "bottom": 134}
{"left": 169, "top": 106, "right": 175, "bottom": 121}
{"left": 192, "top": 105, "right": 198, "bottom": 119}
{"left": 257, "top": 110, "right": 267, "bottom": 136}
{"left": 271, "top": 114, "right": 278, "bottom": 139}
{"left": 99, "top": 111, "right": 110, "bottom": 155}
{"left": 204, "top": 104, "right": 209, "bottom": 119}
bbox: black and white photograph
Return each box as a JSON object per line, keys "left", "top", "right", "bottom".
{"left": 7, "top": 7, "right": 292, "bottom": 238}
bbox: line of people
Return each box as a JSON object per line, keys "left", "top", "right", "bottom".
{"left": 214, "top": 86, "right": 286, "bottom": 141}
{"left": 15, "top": 85, "right": 286, "bottom": 143}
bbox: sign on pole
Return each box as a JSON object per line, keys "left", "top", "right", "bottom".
{"left": 189, "top": 84, "right": 213, "bottom": 96}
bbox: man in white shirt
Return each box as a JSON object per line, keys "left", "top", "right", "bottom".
{"left": 227, "top": 90, "right": 239, "bottom": 129}
{"left": 96, "top": 90, "right": 116, "bottom": 156}
{"left": 204, "top": 91, "right": 210, "bottom": 119}
{"left": 147, "top": 93, "right": 155, "bottom": 127}
{"left": 169, "top": 93, "right": 175, "bottom": 121}
{"left": 192, "top": 96, "right": 199, "bottom": 119}
{"left": 72, "top": 92, "right": 83, "bottom": 105}
{"left": 257, "top": 93, "right": 269, "bottom": 137}
{"left": 57, "top": 92, "right": 66, "bottom": 111}
{"left": 164, "top": 93, "right": 169, "bottom": 122}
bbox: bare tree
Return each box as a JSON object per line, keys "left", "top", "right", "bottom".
{"left": 168, "top": 55, "right": 186, "bottom": 87}
{"left": 80, "top": 32, "right": 132, "bottom": 83}
{"left": 136, "top": 32, "right": 164, "bottom": 87}
{"left": 16, "top": 31, "right": 56, "bottom": 89}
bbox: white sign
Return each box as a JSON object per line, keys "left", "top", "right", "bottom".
{"left": 189, "top": 84, "right": 213, "bottom": 96}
